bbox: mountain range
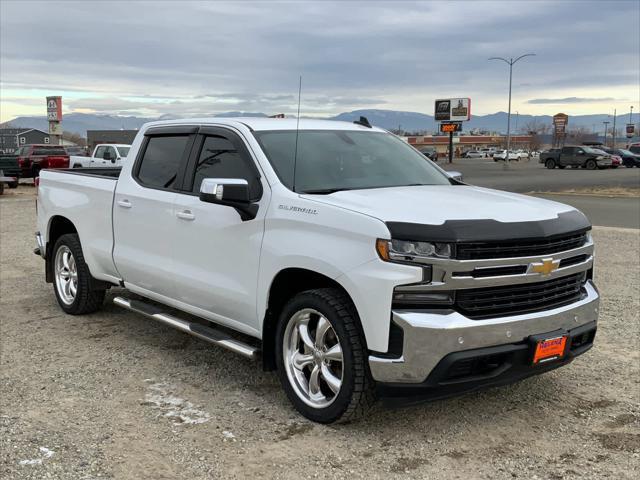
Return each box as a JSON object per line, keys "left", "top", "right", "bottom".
{"left": 3, "top": 110, "right": 638, "bottom": 137}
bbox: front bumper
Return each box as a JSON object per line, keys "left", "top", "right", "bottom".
{"left": 369, "top": 280, "right": 599, "bottom": 384}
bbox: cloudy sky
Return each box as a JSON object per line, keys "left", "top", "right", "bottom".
{"left": 1, "top": 0, "right": 638, "bottom": 122}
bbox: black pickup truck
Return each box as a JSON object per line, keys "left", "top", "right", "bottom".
{"left": 539, "top": 146, "right": 613, "bottom": 170}
{"left": 0, "top": 154, "right": 20, "bottom": 193}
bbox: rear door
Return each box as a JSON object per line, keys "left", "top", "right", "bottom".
{"left": 112, "top": 127, "right": 196, "bottom": 298}
{"left": 170, "top": 126, "right": 268, "bottom": 333}
{"left": 559, "top": 146, "right": 574, "bottom": 166}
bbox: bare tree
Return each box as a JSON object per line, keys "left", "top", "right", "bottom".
{"left": 566, "top": 126, "right": 596, "bottom": 145}
{"left": 522, "top": 120, "right": 550, "bottom": 151}
{"left": 62, "top": 131, "right": 87, "bottom": 146}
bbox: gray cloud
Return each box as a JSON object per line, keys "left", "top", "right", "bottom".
{"left": 528, "top": 97, "right": 619, "bottom": 104}
{"left": 1, "top": 0, "right": 638, "bottom": 117}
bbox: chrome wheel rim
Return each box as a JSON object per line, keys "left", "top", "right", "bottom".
{"left": 54, "top": 246, "right": 78, "bottom": 305}
{"left": 283, "top": 308, "right": 344, "bottom": 408}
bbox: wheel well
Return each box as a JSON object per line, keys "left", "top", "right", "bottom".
{"left": 45, "top": 216, "right": 77, "bottom": 282}
{"left": 261, "top": 268, "right": 352, "bottom": 371}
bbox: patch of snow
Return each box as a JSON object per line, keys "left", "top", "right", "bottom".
{"left": 222, "top": 430, "right": 236, "bottom": 441}
{"left": 143, "top": 382, "right": 210, "bottom": 425}
{"left": 18, "top": 447, "right": 54, "bottom": 466}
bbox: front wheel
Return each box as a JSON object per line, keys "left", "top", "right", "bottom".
{"left": 545, "top": 159, "right": 556, "bottom": 169}
{"left": 275, "top": 288, "right": 375, "bottom": 423}
{"left": 585, "top": 159, "right": 597, "bottom": 170}
{"left": 52, "top": 234, "right": 105, "bottom": 314}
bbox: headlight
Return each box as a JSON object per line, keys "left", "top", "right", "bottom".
{"left": 376, "top": 239, "right": 451, "bottom": 263}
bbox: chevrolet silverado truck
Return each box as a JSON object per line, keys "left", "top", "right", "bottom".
{"left": 35, "top": 118, "right": 599, "bottom": 423}
{"left": 16, "top": 144, "right": 70, "bottom": 178}
{"left": 539, "top": 146, "right": 613, "bottom": 170}
{"left": 70, "top": 144, "right": 131, "bottom": 168}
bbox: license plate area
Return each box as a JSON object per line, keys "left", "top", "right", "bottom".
{"left": 531, "top": 332, "right": 568, "bottom": 365}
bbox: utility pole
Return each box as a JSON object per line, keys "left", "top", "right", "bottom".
{"left": 603, "top": 121, "right": 610, "bottom": 145}
{"left": 488, "top": 53, "right": 536, "bottom": 167}
{"left": 631, "top": 106, "right": 634, "bottom": 123}
{"left": 612, "top": 109, "right": 617, "bottom": 148}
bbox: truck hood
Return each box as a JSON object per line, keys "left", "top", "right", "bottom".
{"left": 303, "top": 185, "right": 576, "bottom": 226}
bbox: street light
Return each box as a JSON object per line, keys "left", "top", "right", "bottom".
{"left": 489, "top": 53, "right": 536, "bottom": 164}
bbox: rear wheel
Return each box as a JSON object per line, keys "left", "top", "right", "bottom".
{"left": 275, "top": 288, "right": 375, "bottom": 423}
{"left": 52, "top": 234, "right": 105, "bottom": 314}
{"left": 8, "top": 180, "right": 18, "bottom": 188}
{"left": 558, "top": 165, "right": 566, "bottom": 169}
{"left": 545, "top": 159, "right": 556, "bottom": 169}
{"left": 585, "top": 159, "right": 597, "bottom": 170}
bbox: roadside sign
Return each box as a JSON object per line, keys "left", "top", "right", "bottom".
{"left": 48, "top": 122, "right": 63, "bottom": 135}
{"left": 46, "top": 96, "right": 62, "bottom": 122}
{"left": 626, "top": 123, "right": 635, "bottom": 138}
{"left": 440, "top": 122, "right": 462, "bottom": 133}
{"left": 434, "top": 98, "right": 471, "bottom": 122}
{"left": 553, "top": 113, "right": 568, "bottom": 135}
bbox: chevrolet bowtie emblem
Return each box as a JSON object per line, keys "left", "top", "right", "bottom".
{"left": 529, "top": 258, "right": 561, "bottom": 276}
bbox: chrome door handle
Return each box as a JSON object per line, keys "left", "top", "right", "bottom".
{"left": 176, "top": 210, "right": 195, "bottom": 221}
{"left": 117, "top": 199, "right": 132, "bottom": 209}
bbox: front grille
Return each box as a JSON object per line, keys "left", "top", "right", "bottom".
{"left": 455, "top": 232, "right": 588, "bottom": 260}
{"left": 456, "top": 272, "right": 586, "bottom": 319}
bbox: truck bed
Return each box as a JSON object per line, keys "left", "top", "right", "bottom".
{"left": 55, "top": 167, "right": 122, "bottom": 179}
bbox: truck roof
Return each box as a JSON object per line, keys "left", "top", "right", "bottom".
{"left": 141, "top": 117, "right": 387, "bottom": 133}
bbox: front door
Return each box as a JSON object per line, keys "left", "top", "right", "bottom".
{"left": 112, "top": 131, "right": 195, "bottom": 298}
{"left": 170, "top": 127, "right": 268, "bottom": 334}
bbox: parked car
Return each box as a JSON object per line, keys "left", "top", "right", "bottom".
{"left": 539, "top": 146, "right": 613, "bottom": 170}
{"left": 600, "top": 148, "right": 640, "bottom": 168}
{"left": 16, "top": 145, "right": 69, "bottom": 178}
{"left": 514, "top": 149, "right": 530, "bottom": 160}
{"left": 35, "top": 118, "right": 599, "bottom": 423}
{"left": 418, "top": 147, "right": 438, "bottom": 162}
{"left": 0, "top": 154, "right": 20, "bottom": 188}
{"left": 463, "top": 150, "right": 486, "bottom": 158}
{"left": 493, "top": 150, "right": 519, "bottom": 161}
{"left": 628, "top": 143, "right": 640, "bottom": 155}
{"left": 70, "top": 144, "right": 130, "bottom": 168}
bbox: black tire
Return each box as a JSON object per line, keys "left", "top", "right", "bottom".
{"left": 8, "top": 180, "right": 18, "bottom": 188}
{"left": 626, "top": 164, "right": 634, "bottom": 168}
{"left": 275, "top": 288, "right": 375, "bottom": 423}
{"left": 0, "top": 182, "right": 4, "bottom": 195}
{"left": 585, "top": 159, "right": 597, "bottom": 170}
{"left": 545, "top": 159, "right": 556, "bottom": 169}
{"left": 51, "top": 233, "right": 105, "bottom": 314}
{"left": 72, "top": 164, "right": 82, "bottom": 168}
{"left": 558, "top": 165, "right": 566, "bottom": 169}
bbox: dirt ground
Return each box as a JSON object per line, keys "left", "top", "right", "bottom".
{"left": 1, "top": 185, "right": 639, "bottom": 480}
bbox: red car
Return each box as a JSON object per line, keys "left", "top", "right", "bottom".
{"left": 16, "top": 144, "right": 70, "bottom": 178}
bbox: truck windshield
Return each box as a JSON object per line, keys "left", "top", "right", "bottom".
{"left": 253, "top": 130, "right": 451, "bottom": 193}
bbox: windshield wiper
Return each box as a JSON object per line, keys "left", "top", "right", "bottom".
{"left": 300, "top": 188, "right": 348, "bottom": 195}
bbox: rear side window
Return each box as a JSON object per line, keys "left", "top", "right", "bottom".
{"left": 191, "top": 135, "right": 260, "bottom": 199}
{"left": 33, "top": 147, "right": 66, "bottom": 155}
{"left": 137, "top": 136, "right": 189, "bottom": 189}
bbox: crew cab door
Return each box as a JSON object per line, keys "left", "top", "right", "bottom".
{"left": 559, "top": 146, "right": 575, "bottom": 167}
{"left": 112, "top": 127, "right": 196, "bottom": 298}
{"left": 170, "top": 126, "right": 267, "bottom": 334}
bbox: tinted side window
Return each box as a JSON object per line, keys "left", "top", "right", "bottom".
{"left": 138, "top": 136, "right": 189, "bottom": 189}
{"left": 192, "top": 135, "right": 259, "bottom": 198}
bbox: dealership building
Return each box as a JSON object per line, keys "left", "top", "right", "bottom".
{"left": 404, "top": 134, "right": 534, "bottom": 156}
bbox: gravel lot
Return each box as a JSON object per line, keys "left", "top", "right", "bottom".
{"left": 1, "top": 186, "right": 639, "bottom": 480}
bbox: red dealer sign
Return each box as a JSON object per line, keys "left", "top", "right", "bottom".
{"left": 47, "top": 96, "right": 63, "bottom": 122}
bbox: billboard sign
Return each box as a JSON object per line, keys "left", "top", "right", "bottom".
{"left": 626, "top": 123, "right": 635, "bottom": 138}
{"left": 440, "top": 122, "right": 462, "bottom": 133}
{"left": 48, "top": 122, "right": 63, "bottom": 135}
{"left": 553, "top": 113, "right": 569, "bottom": 135}
{"left": 47, "top": 96, "right": 62, "bottom": 122}
{"left": 434, "top": 98, "right": 471, "bottom": 122}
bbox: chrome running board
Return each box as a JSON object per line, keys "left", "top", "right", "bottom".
{"left": 113, "top": 296, "right": 259, "bottom": 359}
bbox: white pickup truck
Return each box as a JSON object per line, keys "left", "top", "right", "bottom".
{"left": 70, "top": 144, "right": 130, "bottom": 168}
{"left": 35, "top": 118, "right": 599, "bottom": 423}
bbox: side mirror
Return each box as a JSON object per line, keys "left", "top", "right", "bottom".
{"left": 199, "top": 178, "right": 258, "bottom": 220}
{"left": 446, "top": 170, "right": 463, "bottom": 182}
{"left": 578, "top": 151, "right": 584, "bottom": 155}
{"left": 111, "top": 157, "right": 117, "bottom": 164}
